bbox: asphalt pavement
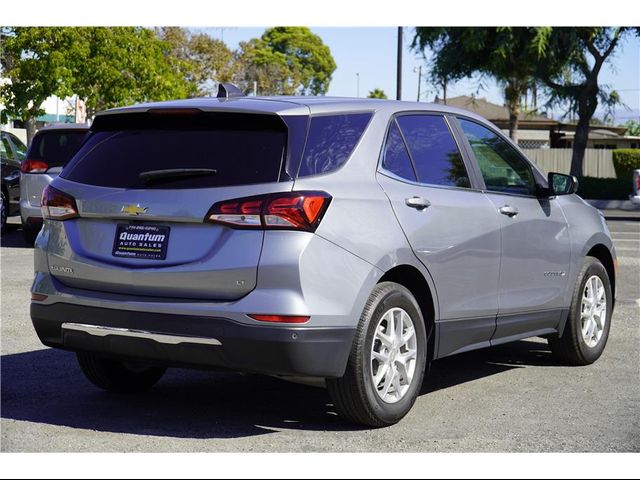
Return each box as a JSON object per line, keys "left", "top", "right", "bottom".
{"left": 1, "top": 216, "right": 638, "bottom": 452}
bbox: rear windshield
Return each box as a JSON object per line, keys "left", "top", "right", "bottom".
{"left": 27, "top": 130, "right": 87, "bottom": 167}
{"left": 61, "top": 113, "right": 287, "bottom": 189}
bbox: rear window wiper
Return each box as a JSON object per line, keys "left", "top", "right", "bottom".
{"left": 139, "top": 168, "right": 218, "bottom": 184}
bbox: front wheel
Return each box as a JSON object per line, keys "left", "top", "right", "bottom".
{"left": 77, "top": 352, "right": 166, "bottom": 393}
{"left": 327, "top": 282, "right": 427, "bottom": 427}
{"left": 548, "top": 256, "right": 613, "bottom": 366}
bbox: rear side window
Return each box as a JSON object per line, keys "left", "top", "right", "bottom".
{"left": 381, "top": 120, "right": 417, "bottom": 182}
{"left": 61, "top": 113, "right": 287, "bottom": 189}
{"left": 298, "top": 113, "right": 372, "bottom": 177}
{"left": 396, "top": 115, "right": 470, "bottom": 188}
{"left": 27, "top": 131, "right": 87, "bottom": 167}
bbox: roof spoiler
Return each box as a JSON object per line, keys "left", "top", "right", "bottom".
{"left": 217, "top": 83, "right": 245, "bottom": 99}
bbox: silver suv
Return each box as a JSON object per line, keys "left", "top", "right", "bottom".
{"left": 31, "top": 92, "right": 616, "bottom": 427}
{"left": 20, "top": 124, "right": 89, "bottom": 243}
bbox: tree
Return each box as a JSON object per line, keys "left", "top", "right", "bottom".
{"left": 367, "top": 88, "right": 387, "bottom": 99}
{"left": 412, "top": 27, "right": 552, "bottom": 144}
{"left": 622, "top": 120, "right": 640, "bottom": 136}
{"left": 0, "top": 27, "right": 79, "bottom": 144}
{"left": 1, "top": 27, "right": 195, "bottom": 141}
{"left": 157, "top": 27, "right": 235, "bottom": 96}
{"left": 235, "top": 27, "right": 336, "bottom": 96}
{"left": 68, "top": 27, "right": 195, "bottom": 118}
{"left": 536, "top": 28, "right": 638, "bottom": 176}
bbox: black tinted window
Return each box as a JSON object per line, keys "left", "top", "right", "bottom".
{"left": 459, "top": 119, "right": 535, "bottom": 195}
{"left": 298, "top": 113, "right": 372, "bottom": 177}
{"left": 397, "top": 115, "right": 470, "bottom": 188}
{"left": 61, "top": 113, "right": 287, "bottom": 189}
{"left": 382, "top": 121, "right": 416, "bottom": 181}
{"left": 28, "top": 131, "right": 87, "bottom": 167}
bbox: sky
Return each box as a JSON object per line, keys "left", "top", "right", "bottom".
{"left": 199, "top": 27, "right": 640, "bottom": 125}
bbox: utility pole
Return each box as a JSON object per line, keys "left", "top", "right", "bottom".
{"left": 356, "top": 73, "right": 360, "bottom": 97}
{"left": 414, "top": 66, "right": 422, "bottom": 102}
{"left": 396, "top": 27, "right": 403, "bottom": 101}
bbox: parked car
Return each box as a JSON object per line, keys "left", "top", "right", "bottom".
{"left": 19, "top": 124, "right": 89, "bottom": 243}
{"left": 1, "top": 131, "right": 28, "bottom": 231}
{"left": 631, "top": 169, "right": 640, "bottom": 205}
{"left": 30, "top": 92, "right": 616, "bottom": 427}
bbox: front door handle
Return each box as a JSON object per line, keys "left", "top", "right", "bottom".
{"left": 499, "top": 205, "right": 519, "bottom": 217}
{"left": 405, "top": 196, "right": 431, "bottom": 210}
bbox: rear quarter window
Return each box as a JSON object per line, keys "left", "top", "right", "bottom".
{"left": 297, "top": 113, "right": 372, "bottom": 177}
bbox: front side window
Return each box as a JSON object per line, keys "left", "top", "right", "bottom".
{"left": 396, "top": 115, "right": 470, "bottom": 188}
{"left": 459, "top": 119, "right": 536, "bottom": 196}
{"left": 381, "top": 120, "right": 416, "bottom": 182}
{"left": 298, "top": 113, "right": 372, "bottom": 177}
{"left": 7, "top": 134, "right": 27, "bottom": 160}
{"left": 1, "top": 136, "right": 15, "bottom": 163}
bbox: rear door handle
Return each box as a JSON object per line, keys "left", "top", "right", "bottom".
{"left": 499, "top": 205, "right": 519, "bottom": 217}
{"left": 405, "top": 196, "right": 431, "bottom": 210}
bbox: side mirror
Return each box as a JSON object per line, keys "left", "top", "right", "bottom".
{"left": 548, "top": 172, "right": 579, "bottom": 196}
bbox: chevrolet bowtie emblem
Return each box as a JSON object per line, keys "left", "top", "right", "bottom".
{"left": 121, "top": 204, "right": 148, "bottom": 215}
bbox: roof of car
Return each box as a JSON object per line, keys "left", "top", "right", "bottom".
{"left": 96, "top": 96, "right": 491, "bottom": 124}
{"left": 36, "top": 123, "right": 90, "bottom": 133}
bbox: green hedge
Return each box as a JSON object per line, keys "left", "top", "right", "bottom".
{"left": 612, "top": 149, "right": 640, "bottom": 179}
{"left": 576, "top": 176, "right": 631, "bottom": 200}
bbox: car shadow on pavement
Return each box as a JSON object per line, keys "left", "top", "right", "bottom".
{"left": 1, "top": 340, "right": 558, "bottom": 440}
{"left": 423, "top": 339, "right": 558, "bottom": 395}
{"left": 0, "top": 222, "right": 32, "bottom": 249}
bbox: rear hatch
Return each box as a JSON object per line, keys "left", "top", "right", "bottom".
{"left": 47, "top": 110, "right": 296, "bottom": 300}
{"left": 22, "top": 129, "right": 88, "bottom": 207}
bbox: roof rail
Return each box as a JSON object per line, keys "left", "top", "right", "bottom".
{"left": 217, "top": 83, "right": 245, "bottom": 99}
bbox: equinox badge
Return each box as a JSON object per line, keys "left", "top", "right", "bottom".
{"left": 121, "top": 204, "right": 148, "bottom": 216}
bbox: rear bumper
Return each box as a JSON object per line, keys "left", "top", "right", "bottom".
{"left": 19, "top": 199, "right": 42, "bottom": 223}
{"left": 31, "top": 302, "right": 355, "bottom": 378}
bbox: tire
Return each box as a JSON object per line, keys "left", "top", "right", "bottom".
{"left": 76, "top": 352, "right": 166, "bottom": 393}
{"left": 21, "top": 220, "right": 40, "bottom": 245}
{"left": 0, "top": 191, "right": 7, "bottom": 233}
{"left": 548, "top": 256, "right": 613, "bottom": 366}
{"left": 327, "top": 282, "right": 428, "bottom": 427}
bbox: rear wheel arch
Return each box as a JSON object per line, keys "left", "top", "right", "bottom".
{"left": 378, "top": 265, "right": 437, "bottom": 360}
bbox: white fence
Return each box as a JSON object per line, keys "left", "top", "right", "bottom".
{"left": 522, "top": 149, "right": 617, "bottom": 179}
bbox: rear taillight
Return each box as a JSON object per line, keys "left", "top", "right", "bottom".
{"left": 206, "top": 191, "right": 331, "bottom": 232}
{"left": 636, "top": 173, "right": 640, "bottom": 193}
{"left": 21, "top": 159, "right": 49, "bottom": 174}
{"left": 41, "top": 185, "right": 79, "bottom": 220}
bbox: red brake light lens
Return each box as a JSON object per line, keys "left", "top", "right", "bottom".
{"left": 21, "top": 159, "right": 49, "bottom": 174}
{"left": 248, "top": 314, "right": 310, "bottom": 324}
{"left": 41, "top": 185, "right": 79, "bottom": 220}
{"left": 206, "top": 191, "right": 331, "bottom": 232}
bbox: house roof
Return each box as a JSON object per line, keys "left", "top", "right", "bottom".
{"left": 434, "top": 95, "right": 551, "bottom": 123}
